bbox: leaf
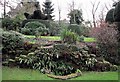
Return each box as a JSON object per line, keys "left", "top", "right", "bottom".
{"left": 20, "top": 60, "right": 23, "bottom": 64}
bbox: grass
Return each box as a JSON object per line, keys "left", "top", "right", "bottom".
{"left": 2, "top": 66, "right": 118, "bottom": 80}
{"left": 84, "top": 37, "right": 96, "bottom": 42}
{"left": 24, "top": 35, "right": 96, "bottom": 43}
{"left": 2, "top": 66, "right": 53, "bottom": 80}
{"left": 71, "top": 72, "right": 118, "bottom": 80}
{"left": 24, "top": 35, "right": 61, "bottom": 41}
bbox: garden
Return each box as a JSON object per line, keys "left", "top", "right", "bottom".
{"left": 0, "top": 0, "right": 120, "bottom": 81}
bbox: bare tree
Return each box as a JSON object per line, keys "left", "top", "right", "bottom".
{"left": 99, "top": 7, "right": 105, "bottom": 23}
{"left": 0, "top": 0, "right": 17, "bottom": 18}
{"left": 91, "top": 1, "right": 100, "bottom": 28}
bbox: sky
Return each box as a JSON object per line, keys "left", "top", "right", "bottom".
{"left": 0, "top": 0, "right": 117, "bottom": 21}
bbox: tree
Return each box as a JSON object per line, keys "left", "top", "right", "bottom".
{"left": 42, "top": 0, "right": 55, "bottom": 20}
{"left": 0, "top": 0, "right": 16, "bottom": 18}
{"left": 68, "top": 9, "right": 83, "bottom": 25}
{"left": 91, "top": 1, "right": 100, "bottom": 28}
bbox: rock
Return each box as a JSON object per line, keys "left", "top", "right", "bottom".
{"left": 110, "top": 65, "right": 118, "bottom": 71}
{"left": 47, "top": 72, "right": 82, "bottom": 80}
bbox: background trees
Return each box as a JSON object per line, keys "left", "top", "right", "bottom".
{"left": 68, "top": 9, "right": 83, "bottom": 25}
{"left": 42, "top": 0, "right": 55, "bottom": 20}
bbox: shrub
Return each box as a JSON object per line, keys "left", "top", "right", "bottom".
{"left": 68, "top": 24, "right": 89, "bottom": 36}
{"left": 2, "top": 18, "right": 21, "bottom": 31}
{"left": 89, "top": 24, "right": 119, "bottom": 64}
{"left": 105, "top": 8, "right": 115, "bottom": 23}
{"left": 21, "top": 19, "right": 60, "bottom": 35}
{"left": 21, "top": 21, "right": 49, "bottom": 35}
{"left": 9, "top": 43, "right": 118, "bottom": 75}
{"left": 114, "top": 1, "right": 120, "bottom": 22}
{"left": 61, "top": 29, "right": 78, "bottom": 44}
{"left": 2, "top": 30, "right": 25, "bottom": 59}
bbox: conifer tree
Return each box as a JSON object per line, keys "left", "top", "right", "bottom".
{"left": 42, "top": 0, "right": 54, "bottom": 20}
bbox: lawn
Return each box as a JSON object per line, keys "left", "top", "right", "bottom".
{"left": 2, "top": 66, "right": 118, "bottom": 80}
{"left": 24, "top": 35, "right": 96, "bottom": 42}
{"left": 83, "top": 37, "right": 96, "bottom": 42}
{"left": 24, "top": 35, "right": 61, "bottom": 41}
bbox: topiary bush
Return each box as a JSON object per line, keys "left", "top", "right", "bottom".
{"left": 114, "top": 1, "right": 120, "bottom": 22}
{"left": 21, "top": 21, "right": 49, "bottom": 35}
{"left": 105, "top": 8, "right": 115, "bottom": 23}
{"left": 21, "top": 19, "right": 60, "bottom": 36}
{"left": 61, "top": 29, "right": 78, "bottom": 44}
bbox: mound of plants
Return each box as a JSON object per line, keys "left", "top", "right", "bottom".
{"left": 2, "top": 18, "right": 21, "bottom": 31}
{"left": 21, "top": 19, "right": 60, "bottom": 36}
{"left": 7, "top": 44, "right": 118, "bottom": 76}
{"left": 21, "top": 21, "right": 49, "bottom": 36}
{"left": 2, "top": 29, "right": 39, "bottom": 62}
{"left": 61, "top": 29, "right": 79, "bottom": 44}
{"left": 2, "top": 30, "right": 25, "bottom": 59}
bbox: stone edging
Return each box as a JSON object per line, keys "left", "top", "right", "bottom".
{"left": 47, "top": 72, "right": 82, "bottom": 80}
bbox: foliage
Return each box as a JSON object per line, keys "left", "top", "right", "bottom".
{"left": 2, "top": 30, "right": 25, "bottom": 59}
{"left": 105, "top": 8, "right": 114, "bottom": 23}
{"left": 89, "top": 24, "right": 119, "bottom": 64}
{"left": 114, "top": 1, "right": 120, "bottom": 22}
{"left": 21, "top": 19, "right": 60, "bottom": 36}
{"left": 68, "top": 24, "right": 89, "bottom": 36}
{"left": 2, "top": 18, "right": 21, "bottom": 31}
{"left": 21, "top": 21, "right": 49, "bottom": 35}
{"left": 105, "top": 1, "right": 120, "bottom": 23}
{"left": 15, "top": 45, "right": 79, "bottom": 75}
{"left": 24, "top": 10, "right": 48, "bottom": 20}
{"left": 6, "top": 43, "right": 118, "bottom": 76}
{"left": 42, "top": 0, "right": 55, "bottom": 20}
{"left": 61, "top": 29, "right": 78, "bottom": 44}
{"left": 68, "top": 9, "right": 83, "bottom": 24}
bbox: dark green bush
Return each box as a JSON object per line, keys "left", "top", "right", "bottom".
{"left": 114, "top": 1, "right": 120, "bottom": 22}
{"left": 68, "top": 24, "right": 89, "bottom": 36}
{"left": 21, "top": 21, "right": 49, "bottom": 35}
{"left": 105, "top": 8, "right": 115, "bottom": 23}
{"left": 2, "top": 30, "right": 25, "bottom": 59}
{"left": 61, "top": 29, "right": 78, "bottom": 44}
{"left": 2, "top": 18, "right": 21, "bottom": 31}
{"left": 21, "top": 19, "right": 60, "bottom": 35}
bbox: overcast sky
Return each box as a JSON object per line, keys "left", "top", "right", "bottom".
{"left": 41, "top": 0, "right": 114, "bottom": 21}
{"left": 0, "top": 0, "right": 117, "bottom": 21}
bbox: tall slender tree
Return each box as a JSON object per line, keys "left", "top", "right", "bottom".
{"left": 68, "top": 9, "right": 83, "bottom": 25}
{"left": 42, "top": 0, "right": 54, "bottom": 20}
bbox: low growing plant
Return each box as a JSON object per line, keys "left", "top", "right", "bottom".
{"left": 61, "top": 29, "right": 79, "bottom": 44}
